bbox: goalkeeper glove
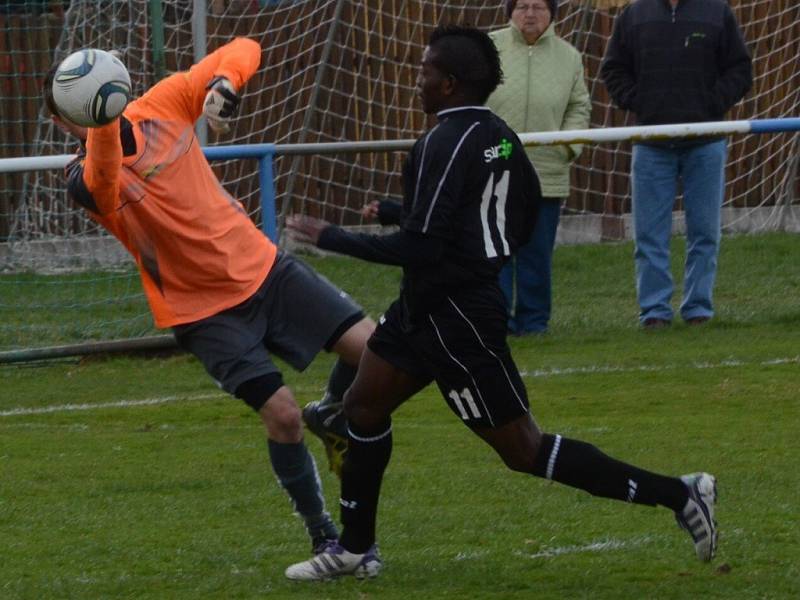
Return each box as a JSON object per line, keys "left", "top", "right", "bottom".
{"left": 203, "top": 76, "right": 240, "bottom": 134}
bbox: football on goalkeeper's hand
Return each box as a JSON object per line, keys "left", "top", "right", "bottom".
{"left": 52, "top": 48, "right": 132, "bottom": 127}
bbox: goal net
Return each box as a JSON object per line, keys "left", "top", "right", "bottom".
{"left": 0, "top": 0, "right": 798, "bottom": 351}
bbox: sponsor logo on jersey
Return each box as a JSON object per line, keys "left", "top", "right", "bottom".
{"left": 483, "top": 138, "right": 513, "bottom": 163}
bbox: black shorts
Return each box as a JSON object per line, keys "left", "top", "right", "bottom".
{"left": 173, "top": 252, "right": 363, "bottom": 395}
{"left": 367, "top": 289, "right": 529, "bottom": 428}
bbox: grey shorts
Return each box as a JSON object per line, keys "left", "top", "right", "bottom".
{"left": 173, "top": 252, "right": 363, "bottom": 395}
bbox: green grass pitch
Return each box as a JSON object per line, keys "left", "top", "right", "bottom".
{"left": 1, "top": 232, "right": 799, "bottom": 598}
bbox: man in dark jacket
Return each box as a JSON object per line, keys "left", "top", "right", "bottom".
{"left": 600, "top": 0, "right": 752, "bottom": 329}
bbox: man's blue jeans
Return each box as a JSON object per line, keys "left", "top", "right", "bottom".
{"left": 631, "top": 139, "right": 728, "bottom": 323}
{"left": 499, "top": 198, "right": 562, "bottom": 334}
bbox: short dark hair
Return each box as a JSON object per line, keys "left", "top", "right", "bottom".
{"left": 427, "top": 25, "right": 503, "bottom": 104}
{"left": 42, "top": 63, "right": 61, "bottom": 118}
{"left": 505, "top": 0, "right": 558, "bottom": 20}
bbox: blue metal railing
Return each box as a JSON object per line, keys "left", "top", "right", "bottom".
{"left": 203, "top": 143, "right": 277, "bottom": 239}
{"left": 1, "top": 117, "right": 798, "bottom": 245}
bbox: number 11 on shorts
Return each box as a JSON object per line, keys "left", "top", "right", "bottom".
{"left": 448, "top": 388, "right": 481, "bottom": 420}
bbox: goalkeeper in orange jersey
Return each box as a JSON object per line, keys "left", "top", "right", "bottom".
{"left": 43, "top": 37, "right": 373, "bottom": 555}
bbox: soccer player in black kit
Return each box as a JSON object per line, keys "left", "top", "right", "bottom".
{"left": 284, "top": 25, "right": 717, "bottom": 581}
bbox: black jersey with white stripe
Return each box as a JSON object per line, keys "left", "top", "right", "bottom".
{"left": 316, "top": 105, "right": 541, "bottom": 326}
{"left": 398, "top": 106, "right": 541, "bottom": 319}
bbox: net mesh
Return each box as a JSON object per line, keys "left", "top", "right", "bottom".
{"left": 0, "top": 0, "right": 798, "bottom": 350}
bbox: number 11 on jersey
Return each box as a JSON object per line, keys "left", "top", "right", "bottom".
{"left": 480, "top": 170, "right": 510, "bottom": 259}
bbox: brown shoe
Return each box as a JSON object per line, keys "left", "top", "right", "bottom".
{"left": 642, "top": 317, "right": 671, "bottom": 330}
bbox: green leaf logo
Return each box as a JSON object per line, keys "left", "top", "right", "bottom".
{"left": 500, "top": 138, "right": 513, "bottom": 159}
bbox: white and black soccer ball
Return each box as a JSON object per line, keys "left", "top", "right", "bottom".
{"left": 52, "top": 49, "right": 132, "bottom": 127}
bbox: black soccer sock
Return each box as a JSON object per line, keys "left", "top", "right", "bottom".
{"left": 320, "top": 359, "right": 358, "bottom": 407}
{"left": 268, "top": 439, "right": 338, "bottom": 541}
{"left": 531, "top": 433, "right": 688, "bottom": 512}
{"left": 339, "top": 420, "right": 392, "bottom": 554}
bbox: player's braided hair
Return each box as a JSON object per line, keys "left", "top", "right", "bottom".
{"left": 427, "top": 25, "right": 504, "bottom": 105}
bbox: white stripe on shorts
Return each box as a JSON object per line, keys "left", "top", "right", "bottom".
{"left": 447, "top": 297, "right": 527, "bottom": 412}
{"left": 428, "top": 313, "right": 494, "bottom": 427}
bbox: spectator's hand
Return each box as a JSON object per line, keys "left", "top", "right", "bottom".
{"left": 361, "top": 200, "right": 380, "bottom": 221}
{"left": 203, "top": 76, "right": 240, "bottom": 134}
{"left": 285, "top": 214, "right": 330, "bottom": 246}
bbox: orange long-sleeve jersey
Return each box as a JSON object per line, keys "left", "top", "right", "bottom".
{"left": 65, "top": 38, "right": 276, "bottom": 328}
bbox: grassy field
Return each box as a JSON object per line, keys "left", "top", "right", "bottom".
{"left": 2, "top": 232, "right": 799, "bottom": 599}
{"left": 0, "top": 270, "right": 153, "bottom": 351}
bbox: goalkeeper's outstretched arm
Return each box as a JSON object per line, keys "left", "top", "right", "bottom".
{"left": 129, "top": 37, "right": 261, "bottom": 129}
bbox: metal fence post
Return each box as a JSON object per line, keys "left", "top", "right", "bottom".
{"left": 258, "top": 151, "right": 276, "bottom": 240}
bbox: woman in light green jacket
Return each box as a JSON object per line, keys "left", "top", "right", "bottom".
{"left": 488, "top": 0, "right": 590, "bottom": 335}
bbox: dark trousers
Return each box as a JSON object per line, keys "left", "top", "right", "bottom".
{"left": 499, "top": 198, "right": 562, "bottom": 334}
